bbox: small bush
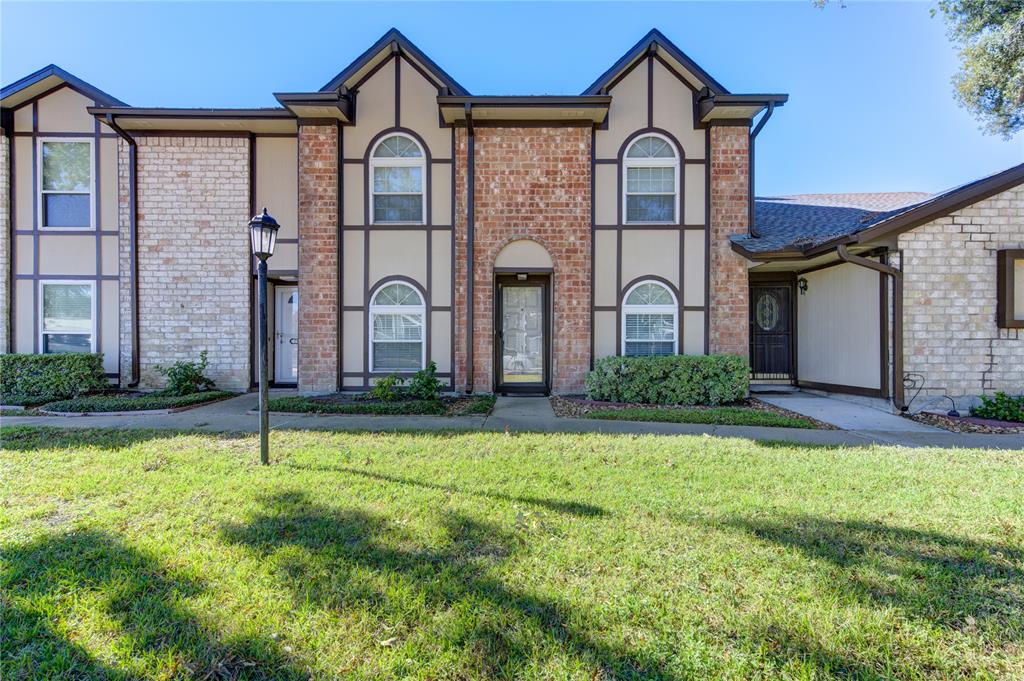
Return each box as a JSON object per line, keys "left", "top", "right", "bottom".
{"left": 408, "top": 361, "right": 444, "bottom": 400}
{"left": 972, "top": 392, "right": 1024, "bottom": 423}
{"left": 368, "top": 374, "right": 404, "bottom": 402}
{"left": 155, "top": 351, "right": 215, "bottom": 396}
{"left": 585, "top": 354, "right": 748, "bottom": 406}
{"left": 0, "top": 353, "right": 107, "bottom": 400}
{"left": 45, "top": 390, "right": 236, "bottom": 413}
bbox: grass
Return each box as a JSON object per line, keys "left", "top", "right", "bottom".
{"left": 268, "top": 394, "right": 495, "bottom": 416}
{"left": 2, "top": 426, "right": 1022, "bottom": 679}
{"left": 43, "top": 390, "right": 237, "bottom": 413}
{"left": 585, "top": 406, "right": 817, "bottom": 428}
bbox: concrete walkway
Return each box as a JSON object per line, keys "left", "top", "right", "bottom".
{"left": 2, "top": 393, "right": 1021, "bottom": 450}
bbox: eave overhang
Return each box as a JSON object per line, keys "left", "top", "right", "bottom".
{"left": 1, "top": 64, "right": 128, "bottom": 110}
{"left": 274, "top": 91, "right": 352, "bottom": 123}
{"left": 438, "top": 95, "right": 611, "bottom": 126}
{"left": 88, "top": 106, "right": 297, "bottom": 134}
{"left": 698, "top": 93, "right": 789, "bottom": 123}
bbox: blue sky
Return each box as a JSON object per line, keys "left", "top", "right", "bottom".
{"left": 3, "top": 1, "right": 1020, "bottom": 195}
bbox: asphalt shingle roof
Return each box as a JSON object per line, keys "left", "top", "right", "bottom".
{"left": 734, "top": 192, "right": 933, "bottom": 254}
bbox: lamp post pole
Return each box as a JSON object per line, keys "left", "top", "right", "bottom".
{"left": 248, "top": 208, "right": 280, "bottom": 466}
{"left": 257, "top": 256, "right": 270, "bottom": 465}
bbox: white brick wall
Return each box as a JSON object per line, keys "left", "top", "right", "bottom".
{"left": 900, "top": 184, "right": 1024, "bottom": 412}
{"left": 0, "top": 132, "right": 9, "bottom": 354}
{"left": 119, "top": 136, "right": 251, "bottom": 391}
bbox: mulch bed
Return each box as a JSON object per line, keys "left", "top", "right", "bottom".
{"left": 549, "top": 395, "right": 837, "bottom": 430}
{"left": 908, "top": 411, "right": 1024, "bottom": 434}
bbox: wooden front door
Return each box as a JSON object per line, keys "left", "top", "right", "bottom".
{"left": 749, "top": 282, "right": 793, "bottom": 380}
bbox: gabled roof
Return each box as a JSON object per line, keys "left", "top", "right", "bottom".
{"left": 733, "top": 162, "right": 1024, "bottom": 259}
{"left": 582, "top": 28, "right": 730, "bottom": 96}
{"left": 1, "top": 64, "right": 127, "bottom": 109}
{"left": 320, "top": 28, "right": 469, "bottom": 95}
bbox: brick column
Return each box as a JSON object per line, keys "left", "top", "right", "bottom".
{"left": 708, "top": 124, "right": 750, "bottom": 358}
{"left": 297, "top": 124, "right": 339, "bottom": 394}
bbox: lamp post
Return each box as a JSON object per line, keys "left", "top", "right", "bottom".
{"left": 248, "top": 207, "right": 280, "bottom": 465}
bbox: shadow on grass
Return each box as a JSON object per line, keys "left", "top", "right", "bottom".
{"left": 1, "top": 529, "right": 303, "bottom": 679}
{"left": 724, "top": 514, "right": 1023, "bottom": 638}
{"left": 286, "top": 463, "right": 608, "bottom": 517}
{"left": 220, "top": 490, "right": 668, "bottom": 679}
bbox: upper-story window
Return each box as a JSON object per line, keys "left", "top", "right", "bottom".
{"left": 40, "top": 140, "right": 93, "bottom": 229}
{"left": 623, "top": 134, "right": 678, "bottom": 224}
{"left": 369, "top": 281, "right": 426, "bottom": 372}
{"left": 370, "top": 133, "right": 425, "bottom": 224}
{"left": 622, "top": 280, "right": 677, "bottom": 356}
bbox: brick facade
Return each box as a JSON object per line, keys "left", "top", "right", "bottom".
{"left": 0, "top": 132, "right": 9, "bottom": 354}
{"left": 899, "top": 184, "right": 1024, "bottom": 412}
{"left": 454, "top": 126, "right": 592, "bottom": 393}
{"left": 296, "top": 124, "right": 339, "bottom": 394}
{"left": 120, "top": 136, "right": 251, "bottom": 390}
{"left": 708, "top": 125, "right": 750, "bottom": 358}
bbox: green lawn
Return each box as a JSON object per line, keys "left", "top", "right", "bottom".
{"left": 1, "top": 426, "right": 1021, "bottom": 679}
{"left": 584, "top": 406, "right": 816, "bottom": 428}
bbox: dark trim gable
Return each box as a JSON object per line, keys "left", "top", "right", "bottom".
{"left": 582, "top": 28, "right": 729, "bottom": 96}
{"left": 0, "top": 64, "right": 127, "bottom": 108}
{"left": 319, "top": 28, "right": 469, "bottom": 96}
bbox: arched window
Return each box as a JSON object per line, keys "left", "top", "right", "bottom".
{"left": 621, "top": 280, "right": 677, "bottom": 356}
{"left": 370, "top": 133, "right": 425, "bottom": 224}
{"left": 369, "top": 281, "right": 426, "bottom": 372}
{"left": 623, "top": 134, "right": 678, "bottom": 224}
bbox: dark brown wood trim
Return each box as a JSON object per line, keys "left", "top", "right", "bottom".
{"left": 703, "top": 125, "right": 710, "bottom": 355}
{"left": 248, "top": 133, "right": 256, "bottom": 388}
{"left": 997, "top": 249, "right": 1024, "bottom": 328}
{"left": 493, "top": 272, "right": 551, "bottom": 395}
{"left": 336, "top": 122, "right": 344, "bottom": 390}
{"left": 11, "top": 131, "right": 118, "bottom": 138}
{"left": 879, "top": 254, "right": 890, "bottom": 399}
{"left": 589, "top": 125, "right": 596, "bottom": 370}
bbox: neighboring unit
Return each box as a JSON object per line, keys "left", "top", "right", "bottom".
{"left": 1, "top": 29, "right": 1020, "bottom": 412}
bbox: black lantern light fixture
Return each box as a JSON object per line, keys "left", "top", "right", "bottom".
{"left": 249, "top": 207, "right": 280, "bottom": 261}
{"left": 249, "top": 207, "right": 280, "bottom": 466}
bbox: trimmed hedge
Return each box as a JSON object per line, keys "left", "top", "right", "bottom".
{"left": 0, "top": 353, "right": 108, "bottom": 400}
{"left": 585, "top": 406, "right": 814, "bottom": 428}
{"left": 269, "top": 397, "right": 447, "bottom": 415}
{"left": 585, "top": 354, "right": 748, "bottom": 406}
{"left": 44, "top": 390, "right": 236, "bottom": 414}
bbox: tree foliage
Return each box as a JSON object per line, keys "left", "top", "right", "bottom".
{"left": 935, "top": 0, "right": 1024, "bottom": 138}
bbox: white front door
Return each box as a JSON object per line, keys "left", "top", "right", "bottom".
{"left": 274, "top": 286, "right": 299, "bottom": 383}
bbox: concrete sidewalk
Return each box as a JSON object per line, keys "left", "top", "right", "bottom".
{"left": 2, "top": 393, "right": 1021, "bottom": 449}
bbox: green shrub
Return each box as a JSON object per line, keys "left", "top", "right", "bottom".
{"left": 367, "top": 374, "right": 404, "bottom": 402}
{"left": 584, "top": 407, "right": 814, "bottom": 428}
{"left": 268, "top": 396, "right": 446, "bottom": 415}
{"left": 585, "top": 354, "right": 748, "bottom": 406}
{"left": 408, "top": 361, "right": 444, "bottom": 400}
{"left": 0, "top": 353, "right": 107, "bottom": 400}
{"left": 971, "top": 392, "right": 1024, "bottom": 423}
{"left": 44, "top": 390, "right": 236, "bottom": 413}
{"left": 0, "top": 393, "right": 65, "bottom": 407}
{"left": 155, "top": 351, "right": 215, "bottom": 396}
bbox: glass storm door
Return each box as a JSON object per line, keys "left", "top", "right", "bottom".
{"left": 496, "top": 276, "right": 548, "bottom": 393}
{"left": 275, "top": 286, "right": 299, "bottom": 383}
{"left": 749, "top": 283, "right": 793, "bottom": 380}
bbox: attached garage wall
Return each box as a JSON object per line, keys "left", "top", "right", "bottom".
{"left": 797, "top": 262, "right": 882, "bottom": 392}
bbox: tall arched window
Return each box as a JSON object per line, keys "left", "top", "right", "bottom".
{"left": 623, "top": 134, "right": 678, "bottom": 224}
{"left": 370, "top": 133, "right": 425, "bottom": 224}
{"left": 369, "top": 281, "right": 426, "bottom": 372}
{"left": 621, "top": 280, "right": 678, "bottom": 356}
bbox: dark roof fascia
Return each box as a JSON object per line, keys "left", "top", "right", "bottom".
{"left": 274, "top": 91, "right": 352, "bottom": 121}
{"left": 583, "top": 28, "right": 729, "bottom": 96}
{"left": 320, "top": 28, "right": 469, "bottom": 95}
{"left": 87, "top": 106, "right": 294, "bottom": 120}
{"left": 729, "top": 240, "right": 806, "bottom": 261}
{"left": 1, "top": 64, "right": 128, "bottom": 107}
{"left": 698, "top": 93, "right": 789, "bottom": 121}
{"left": 437, "top": 95, "right": 612, "bottom": 108}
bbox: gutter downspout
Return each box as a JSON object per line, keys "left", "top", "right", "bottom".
{"left": 464, "top": 103, "right": 475, "bottom": 393}
{"left": 748, "top": 101, "right": 774, "bottom": 238}
{"left": 837, "top": 244, "right": 905, "bottom": 410}
{"left": 105, "top": 114, "right": 140, "bottom": 387}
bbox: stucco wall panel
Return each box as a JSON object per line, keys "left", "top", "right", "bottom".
{"left": 100, "top": 138, "right": 118, "bottom": 229}
{"left": 431, "top": 230, "right": 452, "bottom": 306}
{"left": 797, "top": 263, "right": 881, "bottom": 389}
{"left": 14, "top": 236, "right": 33, "bottom": 273}
{"left": 593, "top": 310, "right": 617, "bottom": 359}
{"left": 38, "top": 235, "right": 95, "bottom": 275}
{"left": 14, "top": 137, "right": 32, "bottom": 229}
{"left": 13, "top": 105, "right": 32, "bottom": 133}
{"left": 620, "top": 230, "right": 679, "bottom": 289}
{"left": 593, "top": 230, "right": 617, "bottom": 306}
{"left": 652, "top": 59, "right": 704, "bottom": 157}
{"left": 596, "top": 63, "right": 646, "bottom": 159}
{"left": 342, "top": 164, "right": 363, "bottom": 226}
{"left": 342, "top": 230, "right": 364, "bottom": 306}
{"left": 36, "top": 87, "right": 95, "bottom": 133}
{"left": 100, "top": 280, "right": 118, "bottom": 373}
{"left": 683, "top": 229, "right": 705, "bottom": 307}
{"left": 343, "top": 58, "right": 395, "bottom": 159}
{"left": 342, "top": 310, "right": 363, "bottom": 372}
{"left": 683, "top": 310, "right": 704, "bottom": 354}
{"left": 14, "top": 280, "right": 33, "bottom": 352}
{"left": 684, "top": 164, "right": 705, "bottom": 225}
{"left": 431, "top": 162, "right": 451, "bottom": 225}
{"left": 400, "top": 58, "right": 448, "bottom": 159}
{"left": 430, "top": 310, "right": 451, "bottom": 372}
{"left": 368, "top": 230, "right": 427, "bottom": 290}
{"left": 594, "top": 164, "right": 617, "bottom": 225}
{"left": 256, "top": 137, "right": 298, "bottom": 238}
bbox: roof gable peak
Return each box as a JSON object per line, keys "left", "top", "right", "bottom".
{"left": 1, "top": 63, "right": 127, "bottom": 108}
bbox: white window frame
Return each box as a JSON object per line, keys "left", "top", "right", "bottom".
{"left": 621, "top": 279, "right": 678, "bottom": 356}
{"left": 368, "top": 281, "right": 427, "bottom": 372}
{"left": 38, "top": 279, "right": 97, "bottom": 354}
{"left": 37, "top": 137, "right": 95, "bottom": 230}
{"left": 622, "top": 133, "right": 679, "bottom": 225}
{"left": 369, "top": 133, "right": 427, "bottom": 225}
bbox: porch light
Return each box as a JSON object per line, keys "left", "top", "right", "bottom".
{"left": 249, "top": 207, "right": 280, "bottom": 261}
